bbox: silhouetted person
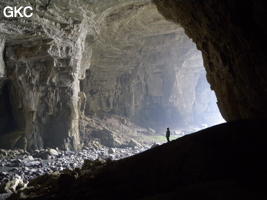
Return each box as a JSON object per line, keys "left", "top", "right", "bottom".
{"left": 166, "top": 128, "right": 170, "bottom": 142}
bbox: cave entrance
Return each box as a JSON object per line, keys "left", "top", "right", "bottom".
{"left": 80, "top": 2, "right": 225, "bottom": 147}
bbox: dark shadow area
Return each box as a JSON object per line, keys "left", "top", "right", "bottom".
{"left": 0, "top": 81, "right": 27, "bottom": 149}
{"left": 0, "top": 81, "right": 17, "bottom": 135}
{"left": 69, "top": 120, "right": 267, "bottom": 200}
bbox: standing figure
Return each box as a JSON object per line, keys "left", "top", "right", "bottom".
{"left": 166, "top": 128, "right": 170, "bottom": 142}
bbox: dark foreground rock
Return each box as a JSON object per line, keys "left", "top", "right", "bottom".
{"left": 8, "top": 120, "right": 267, "bottom": 199}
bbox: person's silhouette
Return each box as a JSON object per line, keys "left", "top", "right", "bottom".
{"left": 166, "top": 128, "right": 170, "bottom": 142}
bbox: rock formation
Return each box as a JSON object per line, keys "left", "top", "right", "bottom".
{"left": 0, "top": 0, "right": 95, "bottom": 150}
{"left": 0, "top": 0, "right": 223, "bottom": 150}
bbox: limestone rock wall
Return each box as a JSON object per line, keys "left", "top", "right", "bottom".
{"left": 154, "top": 0, "right": 267, "bottom": 121}
{"left": 0, "top": 0, "right": 95, "bottom": 150}
{"left": 81, "top": 2, "right": 221, "bottom": 131}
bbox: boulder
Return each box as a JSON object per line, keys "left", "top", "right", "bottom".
{"left": 90, "top": 130, "right": 122, "bottom": 148}
{"left": 127, "top": 139, "right": 142, "bottom": 148}
{"left": 48, "top": 149, "right": 59, "bottom": 157}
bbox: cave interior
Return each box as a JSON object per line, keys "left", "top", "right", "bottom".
{"left": 0, "top": 0, "right": 267, "bottom": 199}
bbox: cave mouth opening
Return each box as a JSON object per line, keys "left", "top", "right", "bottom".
{"left": 129, "top": 39, "right": 226, "bottom": 139}
{"left": 171, "top": 52, "right": 226, "bottom": 135}
{"left": 80, "top": 2, "right": 225, "bottom": 147}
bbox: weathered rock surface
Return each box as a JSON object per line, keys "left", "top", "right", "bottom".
{"left": 154, "top": 0, "right": 267, "bottom": 121}
{"left": 0, "top": 0, "right": 97, "bottom": 150}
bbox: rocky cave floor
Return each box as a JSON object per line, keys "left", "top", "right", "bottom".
{"left": 0, "top": 141, "right": 151, "bottom": 199}
{"left": 0, "top": 120, "right": 266, "bottom": 200}
{"left": 0, "top": 114, "right": 200, "bottom": 199}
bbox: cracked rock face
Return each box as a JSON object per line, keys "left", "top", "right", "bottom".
{"left": 0, "top": 0, "right": 222, "bottom": 150}
{"left": 0, "top": 0, "right": 96, "bottom": 150}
